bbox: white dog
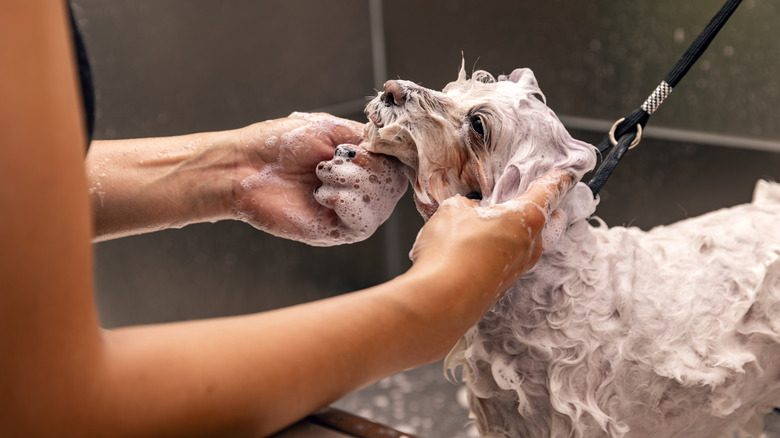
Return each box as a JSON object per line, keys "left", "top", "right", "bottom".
{"left": 361, "top": 66, "right": 780, "bottom": 437}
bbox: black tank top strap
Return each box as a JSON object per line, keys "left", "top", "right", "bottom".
{"left": 68, "top": 3, "right": 96, "bottom": 148}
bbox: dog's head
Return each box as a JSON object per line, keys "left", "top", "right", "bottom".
{"left": 362, "top": 65, "right": 596, "bottom": 220}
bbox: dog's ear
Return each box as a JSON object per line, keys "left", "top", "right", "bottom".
{"left": 499, "top": 68, "right": 546, "bottom": 104}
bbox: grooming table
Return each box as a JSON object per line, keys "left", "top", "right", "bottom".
{"left": 271, "top": 407, "right": 418, "bottom": 438}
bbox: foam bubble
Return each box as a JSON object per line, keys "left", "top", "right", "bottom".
{"left": 239, "top": 164, "right": 283, "bottom": 192}
{"left": 541, "top": 208, "right": 567, "bottom": 250}
{"left": 473, "top": 198, "right": 541, "bottom": 221}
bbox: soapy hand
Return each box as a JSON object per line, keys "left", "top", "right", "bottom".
{"left": 313, "top": 144, "right": 407, "bottom": 244}
{"left": 408, "top": 170, "right": 574, "bottom": 316}
{"left": 232, "top": 113, "right": 406, "bottom": 246}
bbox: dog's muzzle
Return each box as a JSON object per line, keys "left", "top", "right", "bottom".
{"left": 382, "top": 80, "right": 407, "bottom": 106}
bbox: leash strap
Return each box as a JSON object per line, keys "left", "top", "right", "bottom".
{"left": 587, "top": 0, "right": 743, "bottom": 197}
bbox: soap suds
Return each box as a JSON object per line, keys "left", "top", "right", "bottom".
{"left": 309, "top": 144, "right": 407, "bottom": 245}
{"left": 240, "top": 163, "right": 284, "bottom": 192}
{"left": 236, "top": 143, "right": 407, "bottom": 246}
{"left": 233, "top": 112, "right": 407, "bottom": 246}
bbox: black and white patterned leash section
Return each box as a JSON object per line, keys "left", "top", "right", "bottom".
{"left": 587, "top": 0, "right": 743, "bottom": 197}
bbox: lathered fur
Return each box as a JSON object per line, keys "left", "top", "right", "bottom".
{"left": 363, "top": 66, "right": 780, "bottom": 437}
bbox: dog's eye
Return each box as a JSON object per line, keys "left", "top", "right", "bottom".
{"left": 470, "top": 115, "right": 485, "bottom": 138}
{"left": 465, "top": 191, "right": 483, "bottom": 200}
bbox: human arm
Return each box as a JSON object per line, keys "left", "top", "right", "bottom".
{"left": 86, "top": 113, "right": 405, "bottom": 244}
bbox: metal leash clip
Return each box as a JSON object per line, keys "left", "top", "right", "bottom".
{"left": 608, "top": 117, "right": 643, "bottom": 150}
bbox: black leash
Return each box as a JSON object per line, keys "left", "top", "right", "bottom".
{"left": 587, "top": 0, "right": 743, "bottom": 197}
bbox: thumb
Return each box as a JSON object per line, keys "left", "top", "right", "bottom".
{"left": 519, "top": 169, "right": 575, "bottom": 218}
{"left": 496, "top": 170, "right": 575, "bottom": 239}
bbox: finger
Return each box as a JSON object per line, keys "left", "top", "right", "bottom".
{"left": 312, "top": 184, "right": 337, "bottom": 207}
{"left": 483, "top": 170, "right": 573, "bottom": 236}
{"left": 519, "top": 169, "right": 575, "bottom": 218}
{"left": 315, "top": 159, "right": 344, "bottom": 186}
{"left": 332, "top": 144, "right": 369, "bottom": 167}
{"left": 330, "top": 144, "right": 403, "bottom": 178}
{"left": 333, "top": 126, "right": 364, "bottom": 146}
{"left": 318, "top": 145, "right": 368, "bottom": 176}
{"left": 323, "top": 117, "right": 364, "bottom": 145}
{"left": 434, "top": 194, "right": 480, "bottom": 214}
{"left": 290, "top": 112, "right": 364, "bottom": 146}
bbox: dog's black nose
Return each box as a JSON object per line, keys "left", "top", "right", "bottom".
{"left": 382, "top": 80, "right": 406, "bottom": 106}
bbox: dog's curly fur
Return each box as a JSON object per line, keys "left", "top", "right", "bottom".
{"left": 363, "top": 65, "right": 780, "bottom": 437}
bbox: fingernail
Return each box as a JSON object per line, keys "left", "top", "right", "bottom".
{"left": 335, "top": 145, "right": 357, "bottom": 160}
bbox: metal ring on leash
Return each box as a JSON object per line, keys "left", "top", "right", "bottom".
{"left": 608, "top": 118, "right": 643, "bottom": 150}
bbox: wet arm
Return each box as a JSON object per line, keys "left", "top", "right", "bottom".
{"left": 92, "top": 271, "right": 470, "bottom": 437}
{"left": 85, "top": 133, "right": 238, "bottom": 241}
{"left": 86, "top": 114, "right": 367, "bottom": 243}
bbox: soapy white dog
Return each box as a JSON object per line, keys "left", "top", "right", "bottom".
{"left": 359, "top": 66, "right": 780, "bottom": 437}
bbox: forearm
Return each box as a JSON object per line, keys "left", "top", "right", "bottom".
{"left": 85, "top": 115, "right": 376, "bottom": 245}
{"left": 86, "top": 132, "right": 239, "bottom": 241}
{"left": 88, "top": 269, "right": 466, "bottom": 437}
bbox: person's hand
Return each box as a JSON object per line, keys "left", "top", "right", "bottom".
{"left": 313, "top": 143, "right": 407, "bottom": 244}
{"left": 407, "top": 170, "right": 574, "bottom": 319}
{"left": 232, "top": 112, "right": 406, "bottom": 245}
